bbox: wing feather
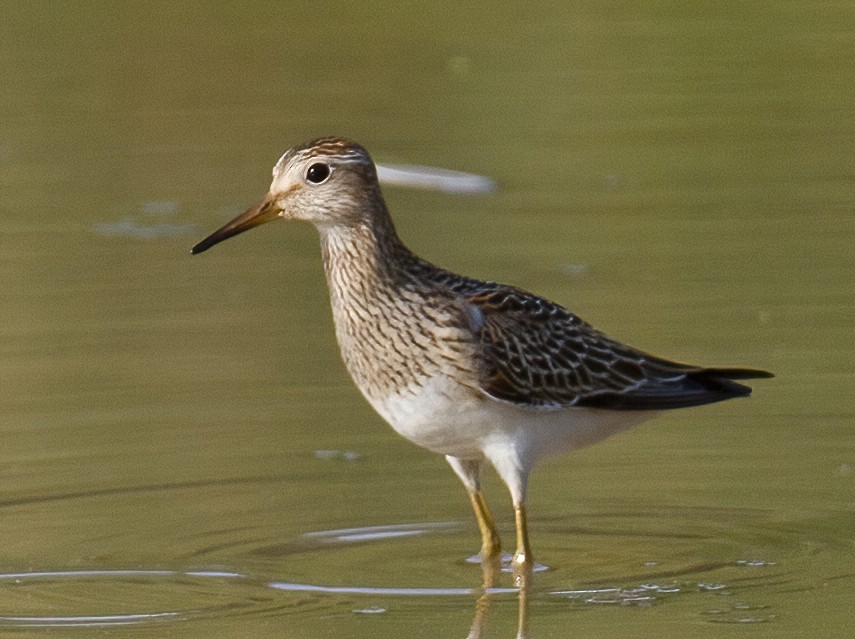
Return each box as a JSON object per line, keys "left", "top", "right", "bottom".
{"left": 461, "top": 287, "right": 772, "bottom": 410}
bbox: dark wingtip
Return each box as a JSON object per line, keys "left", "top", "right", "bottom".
{"left": 577, "top": 366, "right": 771, "bottom": 411}
{"left": 703, "top": 367, "right": 775, "bottom": 380}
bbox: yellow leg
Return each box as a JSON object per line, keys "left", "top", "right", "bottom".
{"left": 517, "top": 576, "right": 531, "bottom": 638}
{"left": 512, "top": 503, "right": 534, "bottom": 586}
{"left": 468, "top": 488, "right": 502, "bottom": 560}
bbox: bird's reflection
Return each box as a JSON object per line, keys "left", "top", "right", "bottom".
{"left": 466, "top": 555, "right": 530, "bottom": 639}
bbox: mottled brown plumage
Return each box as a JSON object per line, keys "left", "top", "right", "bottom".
{"left": 192, "top": 137, "right": 772, "bottom": 583}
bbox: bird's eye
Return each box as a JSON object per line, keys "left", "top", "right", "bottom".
{"left": 305, "top": 163, "right": 331, "bottom": 184}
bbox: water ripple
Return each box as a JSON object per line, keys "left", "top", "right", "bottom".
{"left": 1, "top": 511, "right": 851, "bottom": 629}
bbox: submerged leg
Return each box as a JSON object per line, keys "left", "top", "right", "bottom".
{"left": 512, "top": 501, "right": 534, "bottom": 585}
{"left": 446, "top": 456, "right": 502, "bottom": 560}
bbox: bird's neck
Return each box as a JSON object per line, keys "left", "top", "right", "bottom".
{"left": 316, "top": 206, "right": 426, "bottom": 398}
{"left": 316, "top": 203, "right": 476, "bottom": 402}
{"left": 318, "top": 204, "right": 414, "bottom": 300}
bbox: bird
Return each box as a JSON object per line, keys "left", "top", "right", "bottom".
{"left": 191, "top": 137, "right": 772, "bottom": 584}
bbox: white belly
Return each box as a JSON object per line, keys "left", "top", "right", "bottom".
{"left": 369, "top": 374, "right": 654, "bottom": 468}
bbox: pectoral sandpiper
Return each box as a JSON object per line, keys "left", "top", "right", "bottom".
{"left": 192, "top": 137, "right": 772, "bottom": 583}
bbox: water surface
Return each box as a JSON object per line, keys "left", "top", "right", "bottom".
{"left": 1, "top": 2, "right": 853, "bottom": 637}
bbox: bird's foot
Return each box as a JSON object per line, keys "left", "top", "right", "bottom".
{"left": 511, "top": 549, "right": 534, "bottom": 588}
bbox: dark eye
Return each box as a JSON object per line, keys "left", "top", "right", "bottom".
{"left": 305, "top": 163, "right": 331, "bottom": 184}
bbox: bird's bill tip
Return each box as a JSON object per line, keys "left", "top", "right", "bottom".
{"left": 191, "top": 195, "right": 280, "bottom": 255}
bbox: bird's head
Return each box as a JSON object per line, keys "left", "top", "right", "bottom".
{"left": 191, "top": 137, "right": 381, "bottom": 254}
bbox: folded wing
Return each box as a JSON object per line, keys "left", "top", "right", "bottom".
{"left": 462, "top": 287, "right": 772, "bottom": 411}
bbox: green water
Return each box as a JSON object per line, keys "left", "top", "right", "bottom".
{"left": 1, "top": 2, "right": 853, "bottom": 637}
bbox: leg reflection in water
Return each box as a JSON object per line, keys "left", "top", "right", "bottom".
{"left": 467, "top": 555, "right": 530, "bottom": 639}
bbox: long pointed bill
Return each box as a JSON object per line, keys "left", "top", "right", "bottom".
{"left": 191, "top": 194, "right": 281, "bottom": 255}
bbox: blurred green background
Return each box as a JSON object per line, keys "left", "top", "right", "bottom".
{"left": 1, "top": 2, "right": 853, "bottom": 637}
